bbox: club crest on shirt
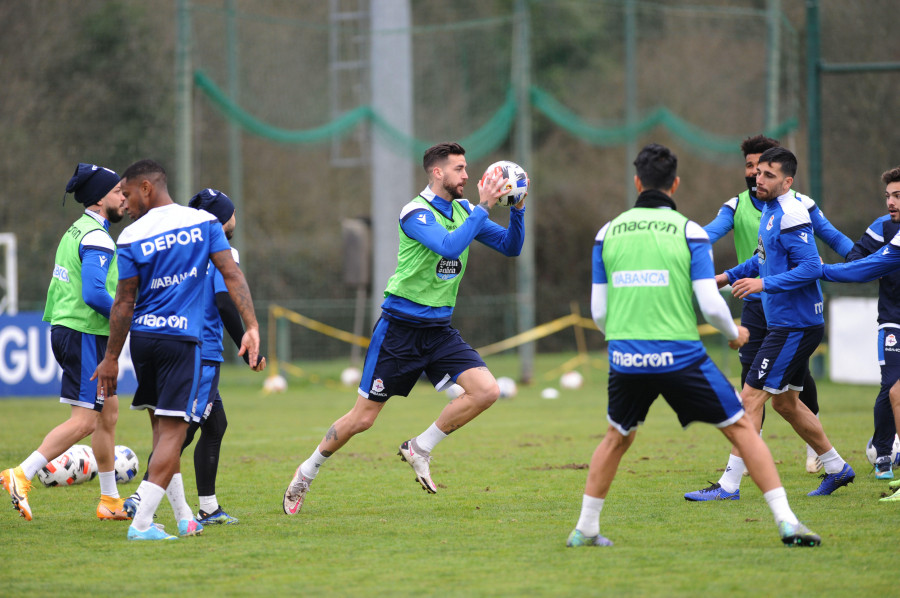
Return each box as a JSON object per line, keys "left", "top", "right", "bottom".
{"left": 436, "top": 258, "right": 461, "bottom": 280}
{"left": 756, "top": 236, "right": 766, "bottom": 264}
{"left": 887, "top": 334, "right": 897, "bottom": 348}
{"left": 766, "top": 215, "right": 774, "bottom": 231}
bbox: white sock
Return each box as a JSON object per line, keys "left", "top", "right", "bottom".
{"left": 717, "top": 455, "right": 745, "bottom": 493}
{"left": 199, "top": 495, "right": 218, "bottom": 514}
{"left": 806, "top": 444, "right": 817, "bottom": 460}
{"left": 763, "top": 487, "right": 798, "bottom": 525}
{"left": 165, "top": 473, "right": 194, "bottom": 522}
{"left": 414, "top": 423, "right": 448, "bottom": 454}
{"left": 21, "top": 451, "right": 49, "bottom": 480}
{"left": 300, "top": 449, "right": 330, "bottom": 480}
{"left": 98, "top": 471, "right": 119, "bottom": 498}
{"left": 817, "top": 448, "right": 846, "bottom": 474}
{"left": 575, "top": 494, "right": 605, "bottom": 538}
{"left": 132, "top": 481, "right": 165, "bottom": 532}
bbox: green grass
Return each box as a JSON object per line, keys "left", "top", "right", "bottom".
{"left": 0, "top": 353, "right": 893, "bottom": 596}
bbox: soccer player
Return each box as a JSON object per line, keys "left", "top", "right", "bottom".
{"left": 94, "top": 160, "right": 262, "bottom": 541}
{"left": 685, "top": 136, "right": 853, "bottom": 501}
{"left": 822, "top": 165, "right": 900, "bottom": 487}
{"left": 122, "top": 188, "right": 266, "bottom": 524}
{"left": 282, "top": 142, "right": 524, "bottom": 514}
{"left": 567, "top": 143, "right": 819, "bottom": 548}
{"left": 697, "top": 147, "right": 854, "bottom": 499}
{"left": 1, "top": 164, "right": 130, "bottom": 522}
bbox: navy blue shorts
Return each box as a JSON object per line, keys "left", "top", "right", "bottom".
{"left": 190, "top": 361, "right": 221, "bottom": 423}
{"left": 359, "top": 316, "right": 486, "bottom": 402}
{"left": 606, "top": 355, "right": 744, "bottom": 435}
{"left": 878, "top": 327, "right": 900, "bottom": 387}
{"left": 50, "top": 325, "right": 108, "bottom": 411}
{"left": 130, "top": 335, "right": 201, "bottom": 420}
{"left": 738, "top": 300, "right": 767, "bottom": 368}
{"left": 746, "top": 326, "right": 824, "bottom": 394}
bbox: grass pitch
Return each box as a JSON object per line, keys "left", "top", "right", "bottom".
{"left": 0, "top": 353, "right": 893, "bottom": 596}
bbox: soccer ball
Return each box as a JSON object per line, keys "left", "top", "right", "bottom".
{"left": 497, "top": 376, "right": 518, "bottom": 399}
{"left": 865, "top": 434, "right": 900, "bottom": 466}
{"left": 37, "top": 444, "right": 97, "bottom": 487}
{"left": 114, "top": 445, "right": 140, "bottom": 484}
{"left": 481, "top": 160, "right": 528, "bottom": 207}
{"left": 340, "top": 367, "right": 362, "bottom": 387}
{"left": 263, "top": 374, "right": 287, "bottom": 393}
{"left": 560, "top": 371, "right": 584, "bottom": 390}
{"left": 541, "top": 387, "right": 560, "bottom": 400}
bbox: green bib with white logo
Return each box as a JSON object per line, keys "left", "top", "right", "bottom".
{"left": 602, "top": 208, "right": 698, "bottom": 341}
{"left": 384, "top": 196, "right": 470, "bottom": 307}
{"left": 43, "top": 214, "right": 117, "bottom": 335}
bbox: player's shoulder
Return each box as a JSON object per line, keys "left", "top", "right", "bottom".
{"left": 595, "top": 221, "right": 611, "bottom": 242}
{"left": 685, "top": 220, "right": 709, "bottom": 241}
{"left": 399, "top": 199, "right": 431, "bottom": 222}
{"left": 722, "top": 195, "right": 739, "bottom": 211}
{"left": 81, "top": 229, "right": 116, "bottom": 252}
{"left": 777, "top": 194, "right": 811, "bottom": 230}
{"left": 791, "top": 191, "right": 817, "bottom": 211}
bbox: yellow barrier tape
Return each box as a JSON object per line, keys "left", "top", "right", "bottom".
{"left": 476, "top": 313, "right": 580, "bottom": 356}
{"left": 270, "top": 304, "right": 369, "bottom": 348}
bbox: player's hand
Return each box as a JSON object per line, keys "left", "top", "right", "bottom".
{"left": 731, "top": 277, "right": 764, "bottom": 299}
{"left": 252, "top": 355, "right": 266, "bottom": 372}
{"left": 91, "top": 357, "right": 119, "bottom": 400}
{"left": 477, "top": 171, "right": 508, "bottom": 210}
{"left": 238, "top": 327, "right": 261, "bottom": 371}
{"left": 514, "top": 176, "right": 530, "bottom": 209}
{"left": 714, "top": 273, "right": 730, "bottom": 289}
{"left": 728, "top": 325, "right": 750, "bottom": 350}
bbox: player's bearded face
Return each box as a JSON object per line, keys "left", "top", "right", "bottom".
{"left": 440, "top": 155, "right": 468, "bottom": 199}
{"left": 755, "top": 162, "right": 790, "bottom": 201}
{"left": 886, "top": 182, "right": 900, "bottom": 223}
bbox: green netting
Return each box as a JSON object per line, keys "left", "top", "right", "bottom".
{"left": 196, "top": 70, "right": 796, "bottom": 159}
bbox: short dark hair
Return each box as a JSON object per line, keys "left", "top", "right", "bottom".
{"left": 741, "top": 135, "right": 780, "bottom": 157}
{"left": 121, "top": 159, "right": 168, "bottom": 186}
{"left": 757, "top": 147, "right": 797, "bottom": 178}
{"left": 882, "top": 166, "right": 900, "bottom": 186}
{"left": 633, "top": 143, "right": 677, "bottom": 190}
{"left": 423, "top": 142, "right": 465, "bottom": 174}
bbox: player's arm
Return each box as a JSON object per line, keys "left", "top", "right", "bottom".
{"left": 80, "top": 246, "right": 114, "bottom": 318}
{"left": 761, "top": 224, "right": 823, "bottom": 292}
{"left": 846, "top": 218, "right": 888, "bottom": 261}
{"left": 702, "top": 198, "right": 737, "bottom": 245}
{"left": 79, "top": 231, "right": 117, "bottom": 318}
{"left": 823, "top": 236, "right": 900, "bottom": 283}
{"left": 687, "top": 222, "right": 746, "bottom": 347}
{"left": 211, "top": 248, "right": 262, "bottom": 371}
{"left": 473, "top": 205, "right": 525, "bottom": 256}
{"left": 802, "top": 195, "right": 853, "bottom": 258}
{"left": 93, "top": 275, "right": 138, "bottom": 398}
{"left": 724, "top": 253, "right": 759, "bottom": 283}
{"left": 590, "top": 223, "right": 610, "bottom": 334}
{"left": 402, "top": 204, "right": 487, "bottom": 258}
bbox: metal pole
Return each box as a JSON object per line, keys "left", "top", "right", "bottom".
{"left": 765, "top": 0, "right": 781, "bottom": 131}
{"left": 369, "top": 0, "right": 414, "bottom": 324}
{"left": 175, "top": 0, "right": 193, "bottom": 204}
{"left": 805, "top": 0, "right": 823, "bottom": 204}
{"left": 513, "top": 0, "right": 534, "bottom": 383}
{"left": 624, "top": 0, "right": 637, "bottom": 208}
{"left": 226, "top": 0, "right": 245, "bottom": 258}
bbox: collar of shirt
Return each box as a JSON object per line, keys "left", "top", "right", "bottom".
{"left": 83, "top": 208, "right": 109, "bottom": 230}
{"left": 635, "top": 189, "right": 677, "bottom": 210}
{"left": 419, "top": 186, "right": 455, "bottom": 219}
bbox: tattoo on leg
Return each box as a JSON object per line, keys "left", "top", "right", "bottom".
{"left": 321, "top": 450, "right": 333, "bottom": 457}
{"left": 325, "top": 425, "right": 338, "bottom": 442}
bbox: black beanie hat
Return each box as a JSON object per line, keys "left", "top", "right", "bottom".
{"left": 189, "top": 188, "right": 235, "bottom": 224}
{"left": 65, "top": 163, "right": 120, "bottom": 206}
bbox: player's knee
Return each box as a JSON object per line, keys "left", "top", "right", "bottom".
{"left": 472, "top": 382, "right": 500, "bottom": 410}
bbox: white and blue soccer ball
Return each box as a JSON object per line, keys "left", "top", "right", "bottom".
{"left": 481, "top": 160, "right": 528, "bottom": 207}
{"left": 37, "top": 444, "right": 97, "bottom": 487}
{"left": 865, "top": 435, "right": 900, "bottom": 466}
{"left": 560, "top": 371, "right": 584, "bottom": 390}
{"left": 114, "top": 445, "right": 140, "bottom": 484}
{"left": 497, "top": 376, "right": 518, "bottom": 399}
